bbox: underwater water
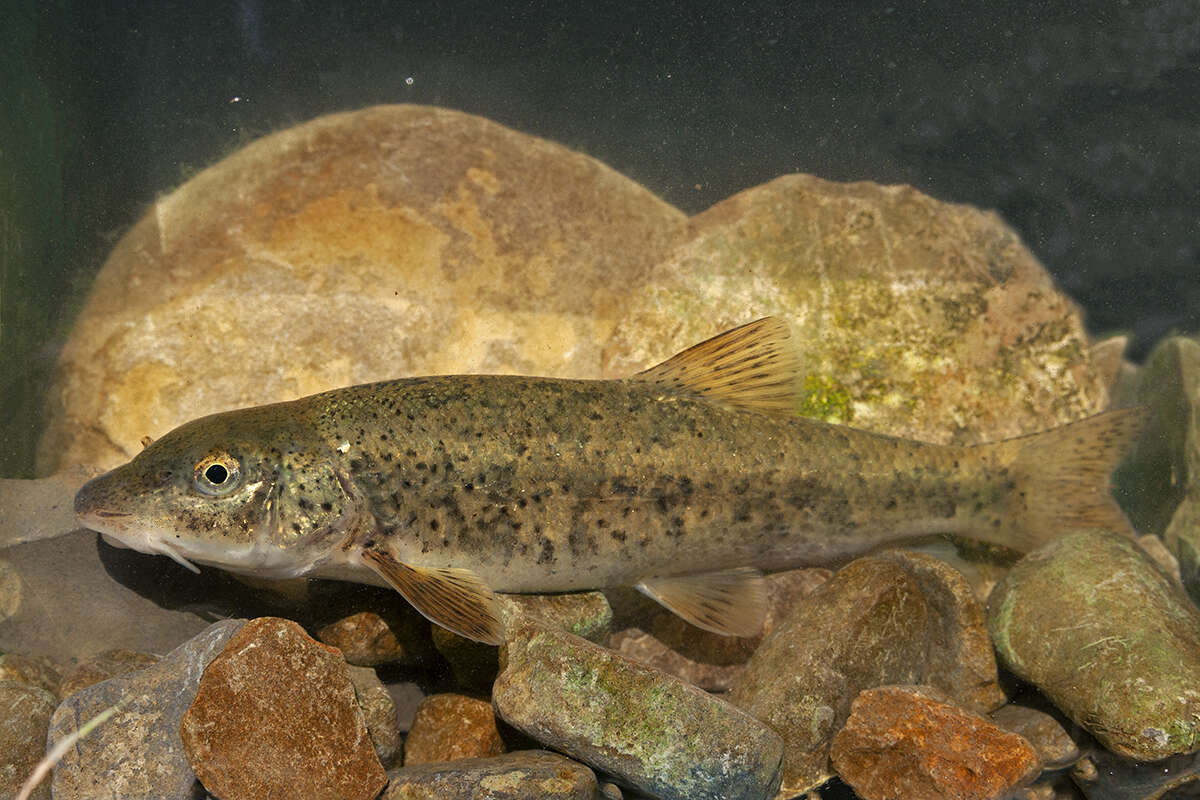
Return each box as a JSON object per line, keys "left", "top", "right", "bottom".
{"left": 1, "top": 2, "right": 1198, "bottom": 799}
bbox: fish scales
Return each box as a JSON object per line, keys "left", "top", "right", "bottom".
{"left": 319, "top": 374, "right": 978, "bottom": 590}
{"left": 74, "top": 317, "right": 1145, "bottom": 644}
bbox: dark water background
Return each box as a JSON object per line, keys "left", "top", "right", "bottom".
{"left": 2, "top": 0, "right": 1197, "bottom": 477}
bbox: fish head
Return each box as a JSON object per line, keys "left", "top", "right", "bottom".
{"left": 74, "top": 405, "right": 360, "bottom": 579}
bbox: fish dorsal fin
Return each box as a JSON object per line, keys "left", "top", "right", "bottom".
{"left": 636, "top": 567, "right": 768, "bottom": 637}
{"left": 359, "top": 547, "right": 505, "bottom": 645}
{"left": 632, "top": 317, "right": 800, "bottom": 416}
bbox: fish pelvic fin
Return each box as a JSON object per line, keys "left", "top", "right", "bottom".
{"left": 631, "top": 317, "right": 801, "bottom": 416}
{"left": 359, "top": 548, "right": 505, "bottom": 645}
{"left": 981, "top": 406, "right": 1147, "bottom": 551}
{"left": 636, "top": 566, "right": 768, "bottom": 636}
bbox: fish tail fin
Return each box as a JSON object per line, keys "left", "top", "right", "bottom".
{"left": 979, "top": 406, "right": 1147, "bottom": 552}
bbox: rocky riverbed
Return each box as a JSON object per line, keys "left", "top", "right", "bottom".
{"left": 2, "top": 105, "right": 1196, "bottom": 800}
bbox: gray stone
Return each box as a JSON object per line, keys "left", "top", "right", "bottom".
{"left": 1071, "top": 748, "right": 1200, "bottom": 800}
{"left": 989, "top": 528, "right": 1200, "bottom": 760}
{"left": 347, "top": 664, "right": 402, "bottom": 769}
{"left": 386, "top": 680, "right": 428, "bottom": 733}
{"left": 990, "top": 704, "right": 1082, "bottom": 770}
{"left": 493, "top": 617, "right": 782, "bottom": 800}
{"left": 0, "top": 680, "right": 57, "bottom": 800}
{"left": 0, "top": 468, "right": 96, "bottom": 548}
{"left": 48, "top": 618, "right": 244, "bottom": 800}
{"left": 0, "top": 529, "right": 221, "bottom": 666}
{"left": 382, "top": 750, "right": 598, "bottom": 799}
{"left": 1112, "top": 337, "right": 1198, "bottom": 540}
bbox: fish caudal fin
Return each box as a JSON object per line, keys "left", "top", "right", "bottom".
{"left": 632, "top": 317, "right": 801, "bottom": 416}
{"left": 636, "top": 567, "right": 768, "bottom": 636}
{"left": 360, "top": 547, "right": 505, "bottom": 645}
{"left": 984, "top": 406, "right": 1147, "bottom": 552}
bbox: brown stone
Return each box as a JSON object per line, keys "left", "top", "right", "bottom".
{"left": 605, "top": 568, "right": 832, "bottom": 690}
{"left": 604, "top": 174, "right": 1109, "bottom": 444}
{"left": 38, "top": 104, "right": 685, "bottom": 474}
{"left": 875, "top": 549, "right": 1006, "bottom": 712}
{"left": 831, "top": 685, "right": 1042, "bottom": 800}
{"left": 180, "top": 616, "right": 386, "bottom": 800}
{"left": 728, "top": 558, "right": 931, "bottom": 795}
{"left": 0, "top": 652, "right": 62, "bottom": 695}
{"left": 57, "top": 648, "right": 159, "bottom": 699}
{"left": 403, "top": 693, "right": 505, "bottom": 765}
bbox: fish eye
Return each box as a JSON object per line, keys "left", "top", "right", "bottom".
{"left": 194, "top": 452, "right": 242, "bottom": 496}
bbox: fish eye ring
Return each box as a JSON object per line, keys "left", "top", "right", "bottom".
{"left": 194, "top": 452, "right": 242, "bottom": 496}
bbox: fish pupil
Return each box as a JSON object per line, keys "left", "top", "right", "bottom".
{"left": 205, "top": 464, "right": 229, "bottom": 484}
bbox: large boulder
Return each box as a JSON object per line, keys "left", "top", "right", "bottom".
{"left": 38, "top": 104, "right": 686, "bottom": 473}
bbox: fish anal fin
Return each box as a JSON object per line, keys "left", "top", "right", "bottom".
{"left": 631, "top": 317, "right": 801, "bottom": 416}
{"left": 636, "top": 566, "right": 768, "bottom": 637}
{"left": 359, "top": 548, "right": 505, "bottom": 645}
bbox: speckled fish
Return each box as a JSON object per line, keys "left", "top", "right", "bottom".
{"left": 74, "top": 318, "right": 1144, "bottom": 644}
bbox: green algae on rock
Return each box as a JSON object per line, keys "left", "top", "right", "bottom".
{"left": 431, "top": 591, "right": 614, "bottom": 691}
{"left": 603, "top": 173, "right": 1109, "bottom": 445}
{"left": 492, "top": 617, "right": 783, "bottom": 800}
{"left": 987, "top": 528, "right": 1200, "bottom": 761}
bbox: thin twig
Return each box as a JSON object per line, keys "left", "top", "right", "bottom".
{"left": 16, "top": 703, "right": 122, "bottom": 800}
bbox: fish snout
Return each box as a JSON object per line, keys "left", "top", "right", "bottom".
{"left": 74, "top": 474, "right": 133, "bottom": 530}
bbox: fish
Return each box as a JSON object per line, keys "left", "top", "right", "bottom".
{"left": 74, "top": 318, "right": 1145, "bottom": 645}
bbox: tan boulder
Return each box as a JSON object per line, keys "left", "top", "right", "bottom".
{"left": 602, "top": 173, "right": 1109, "bottom": 443}
{"left": 39, "top": 104, "right": 686, "bottom": 472}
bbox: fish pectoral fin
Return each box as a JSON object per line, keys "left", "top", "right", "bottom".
{"left": 636, "top": 566, "right": 768, "bottom": 637}
{"left": 359, "top": 547, "right": 505, "bottom": 646}
{"left": 630, "top": 317, "right": 801, "bottom": 416}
